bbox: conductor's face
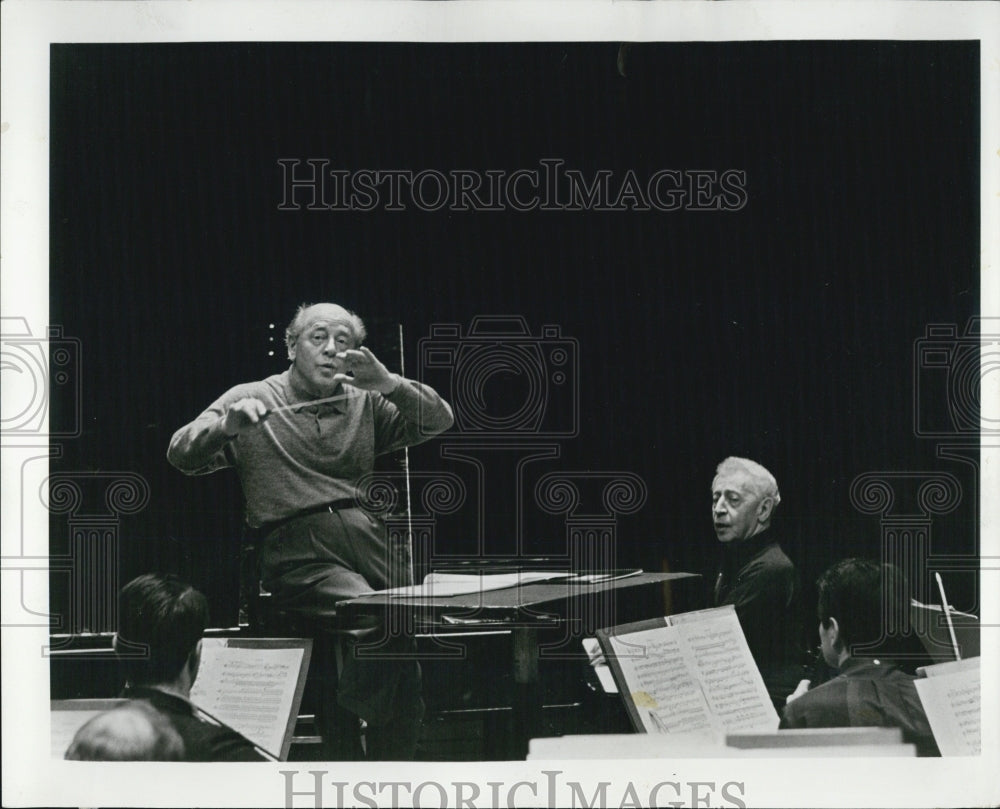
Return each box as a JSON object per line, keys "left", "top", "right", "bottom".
{"left": 289, "top": 304, "right": 359, "bottom": 397}
{"left": 711, "top": 471, "right": 766, "bottom": 544}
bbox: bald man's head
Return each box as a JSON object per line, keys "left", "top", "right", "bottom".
{"left": 283, "top": 303, "right": 368, "bottom": 397}
{"left": 65, "top": 701, "right": 184, "bottom": 761}
{"left": 284, "top": 303, "right": 366, "bottom": 359}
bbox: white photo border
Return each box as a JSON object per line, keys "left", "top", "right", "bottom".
{"left": 2, "top": 2, "right": 997, "bottom": 807}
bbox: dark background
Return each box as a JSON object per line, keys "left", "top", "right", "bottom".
{"left": 49, "top": 41, "right": 981, "bottom": 630}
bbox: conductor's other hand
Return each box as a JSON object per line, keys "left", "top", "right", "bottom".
{"left": 223, "top": 398, "right": 269, "bottom": 437}
{"left": 334, "top": 347, "right": 400, "bottom": 395}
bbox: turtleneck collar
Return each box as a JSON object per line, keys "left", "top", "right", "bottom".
{"left": 721, "top": 528, "right": 775, "bottom": 567}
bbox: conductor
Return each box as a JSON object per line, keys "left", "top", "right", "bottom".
{"left": 168, "top": 302, "right": 454, "bottom": 759}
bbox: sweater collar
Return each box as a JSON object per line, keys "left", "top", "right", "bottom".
{"left": 838, "top": 656, "right": 895, "bottom": 676}
{"left": 282, "top": 370, "right": 348, "bottom": 414}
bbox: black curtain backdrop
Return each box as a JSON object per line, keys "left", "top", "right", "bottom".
{"left": 49, "top": 41, "right": 980, "bottom": 628}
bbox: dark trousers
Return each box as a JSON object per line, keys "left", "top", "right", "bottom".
{"left": 259, "top": 508, "right": 424, "bottom": 760}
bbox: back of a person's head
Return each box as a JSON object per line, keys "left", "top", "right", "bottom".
{"left": 64, "top": 700, "right": 185, "bottom": 761}
{"left": 116, "top": 573, "right": 209, "bottom": 687}
{"left": 817, "top": 558, "right": 907, "bottom": 652}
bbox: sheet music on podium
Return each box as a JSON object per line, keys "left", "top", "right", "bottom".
{"left": 914, "top": 657, "right": 981, "bottom": 756}
{"left": 189, "top": 637, "right": 312, "bottom": 761}
{"left": 596, "top": 605, "right": 779, "bottom": 740}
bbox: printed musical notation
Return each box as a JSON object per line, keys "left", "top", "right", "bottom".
{"left": 190, "top": 643, "right": 304, "bottom": 757}
{"left": 618, "top": 629, "right": 714, "bottom": 736}
{"left": 915, "top": 659, "right": 981, "bottom": 756}
{"left": 606, "top": 607, "right": 778, "bottom": 737}
{"left": 686, "top": 621, "right": 774, "bottom": 730}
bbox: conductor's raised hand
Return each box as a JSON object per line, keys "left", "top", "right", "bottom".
{"left": 334, "top": 346, "right": 400, "bottom": 395}
{"left": 222, "top": 398, "right": 269, "bottom": 437}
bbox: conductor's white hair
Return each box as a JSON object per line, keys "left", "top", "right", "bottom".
{"left": 714, "top": 456, "right": 781, "bottom": 506}
{"left": 284, "top": 302, "right": 367, "bottom": 358}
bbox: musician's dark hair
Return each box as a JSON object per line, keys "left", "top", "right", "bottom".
{"left": 116, "top": 573, "right": 209, "bottom": 686}
{"left": 817, "top": 558, "right": 907, "bottom": 651}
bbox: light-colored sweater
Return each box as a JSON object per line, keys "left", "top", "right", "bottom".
{"left": 167, "top": 370, "right": 453, "bottom": 526}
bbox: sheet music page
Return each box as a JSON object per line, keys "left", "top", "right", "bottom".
{"left": 608, "top": 627, "right": 717, "bottom": 738}
{"left": 372, "top": 580, "right": 492, "bottom": 597}
{"left": 678, "top": 610, "right": 780, "bottom": 733}
{"left": 915, "top": 661, "right": 981, "bottom": 756}
{"left": 567, "top": 569, "right": 643, "bottom": 584}
{"left": 665, "top": 604, "right": 737, "bottom": 625}
{"left": 918, "top": 657, "right": 980, "bottom": 678}
{"left": 369, "top": 570, "right": 573, "bottom": 597}
{"left": 190, "top": 644, "right": 304, "bottom": 758}
{"left": 426, "top": 571, "right": 572, "bottom": 587}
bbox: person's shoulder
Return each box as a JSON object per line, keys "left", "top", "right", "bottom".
{"left": 743, "top": 537, "right": 794, "bottom": 576}
{"left": 125, "top": 692, "right": 209, "bottom": 753}
{"left": 218, "top": 373, "right": 288, "bottom": 404}
{"left": 782, "top": 676, "right": 849, "bottom": 726}
{"left": 130, "top": 688, "right": 190, "bottom": 718}
{"left": 168, "top": 712, "right": 264, "bottom": 761}
{"left": 197, "top": 722, "right": 266, "bottom": 761}
{"left": 259, "top": 372, "right": 289, "bottom": 397}
{"left": 757, "top": 535, "right": 795, "bottom": 571}
{"left": 848, "top": 658, "right": 917, "bottom": 685}
{"left": 119, "top": 689, "right": 262, "bottom": 760}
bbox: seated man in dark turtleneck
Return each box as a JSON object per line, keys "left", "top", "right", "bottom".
{"left": 710, "top": 456, "right": 802, "bottom": 703}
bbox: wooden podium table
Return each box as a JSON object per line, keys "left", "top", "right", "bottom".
{"left": 336, "top": 571, "right": 702, "bottom": 758}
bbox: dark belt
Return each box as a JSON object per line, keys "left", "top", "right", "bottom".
{"left": 256, "top": 498, "right": 359, "bottom": 538}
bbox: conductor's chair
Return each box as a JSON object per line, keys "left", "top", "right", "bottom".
{"left": 238, "top": 536, "right": 365, "bottom": 760}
